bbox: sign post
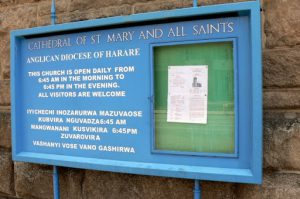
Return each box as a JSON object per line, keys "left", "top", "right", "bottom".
{"left": 50, "top": 1, "right": 60, "bottom": 198}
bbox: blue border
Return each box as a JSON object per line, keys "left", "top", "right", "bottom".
{"left": 11, "top": 1, "right": 262, "bottom": 184}
{"left": 150, "top": 38, "right": 239, "bottom": 158}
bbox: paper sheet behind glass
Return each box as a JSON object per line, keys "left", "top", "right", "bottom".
{"left": 167, "top": 65, "right": 208, "bottom": 124}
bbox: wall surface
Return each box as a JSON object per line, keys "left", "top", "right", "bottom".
{"left": 0, "top": 0, "right": 300, "bottom": 198}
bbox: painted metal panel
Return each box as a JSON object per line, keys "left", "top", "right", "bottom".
{"left": 11, "top": 1, "right": 262, "bottom": 184}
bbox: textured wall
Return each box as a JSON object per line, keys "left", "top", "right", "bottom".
{"left": 0, "top": 0, "right": 300, "bottom": 198}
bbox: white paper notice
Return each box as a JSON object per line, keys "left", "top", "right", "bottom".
{"left": 167, "top": 65, "right": 208, "bottom": 124}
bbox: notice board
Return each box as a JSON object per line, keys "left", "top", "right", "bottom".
{"left": 11, "top": 1, "right": 262, "bottom": 184}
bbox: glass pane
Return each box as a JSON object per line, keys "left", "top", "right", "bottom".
{"left": 154, "top": 42, "right": 235, "bottom": 154}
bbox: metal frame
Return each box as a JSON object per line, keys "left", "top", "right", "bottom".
{"left": 11, "top": 0, "right": 262, "bottom": 184}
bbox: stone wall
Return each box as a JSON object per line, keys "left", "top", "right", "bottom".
{"left": 0, "top": 0, "right": 299, "bottom": 198}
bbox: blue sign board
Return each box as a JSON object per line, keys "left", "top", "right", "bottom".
{"left": 11, "top": 1, "right": 262, "bottom": 184}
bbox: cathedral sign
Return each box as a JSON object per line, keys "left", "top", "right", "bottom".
{"left": 11, "top": 1, "right": 262, "bottom": 184}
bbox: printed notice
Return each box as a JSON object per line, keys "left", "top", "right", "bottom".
{"left": 167, "top": 65, "right": 208, "bottom": 124}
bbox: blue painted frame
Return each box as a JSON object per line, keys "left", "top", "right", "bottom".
{"left": 150, "top": 38, "right": 239, "bottom": 158}
{"left": 11, "top": 1, "right": 262, "bottom": 184}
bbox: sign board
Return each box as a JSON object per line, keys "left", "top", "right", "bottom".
{"left": 11, "top": 1, "right": 262, "bottom": 184}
